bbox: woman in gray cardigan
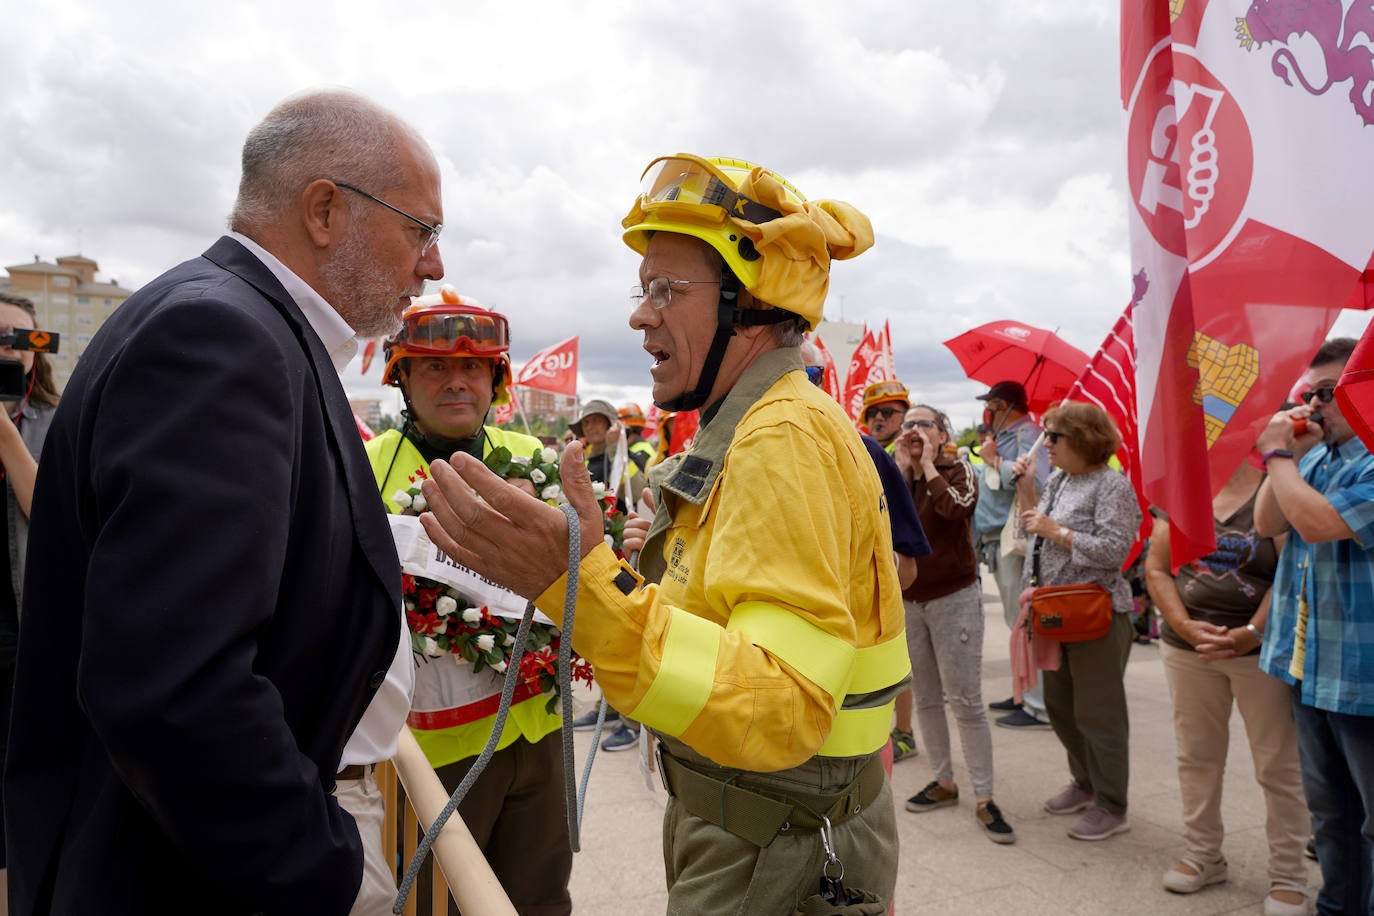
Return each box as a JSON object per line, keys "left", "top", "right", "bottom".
{"left": 1010, "top": 401, "right": 1141, "bottom": 843}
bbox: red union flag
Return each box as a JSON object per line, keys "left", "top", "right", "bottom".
{"left": 1066, "top": 295, "right": 1151, "bottom": 566}
{"left": 512, "top": 336, "right": 578, "bottom": 396}
{"left": 493, "top": 392, "right": 516, "bottom": 426}
{"left": 359, "top": 339, "right": 378, "bottom": 376}
{"left": 810, "top": 334, "right": 843, "bottom": 402}
{"left": 1122, "top": 0, "right": 1374, "bottom": 566}
{"left": 1337, "top": 325, "right": 1374, "bottom": 449}
{"left": 878, "top": 320, "right": 896, "bottom": 379}
{"left": 840, "top": 325, "right": 888, "bottom": 422}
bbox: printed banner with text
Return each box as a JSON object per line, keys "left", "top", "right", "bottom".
{"left": 511, "top": 335, "right": 579, "bottom": 396}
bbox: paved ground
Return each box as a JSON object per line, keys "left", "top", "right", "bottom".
{"left": 561, "top": 588, "right": 1321, "bottom": 914}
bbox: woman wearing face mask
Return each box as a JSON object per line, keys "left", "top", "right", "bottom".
{"left": 0, "top": 292, "right": 60, "bottom": 872}
{"left": 893, "top": 404, "right": 1014, "bottom": 845}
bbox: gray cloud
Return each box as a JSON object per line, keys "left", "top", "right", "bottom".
{"left": 8, "top": 1, "right": 1365, "bottom": 427}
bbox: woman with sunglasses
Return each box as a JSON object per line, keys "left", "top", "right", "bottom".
{"left": 1009, "top": 401, "right": 1141, "bottom": 842}
{"left": 893, "top": 405, "right": 1015, "bottom": 844}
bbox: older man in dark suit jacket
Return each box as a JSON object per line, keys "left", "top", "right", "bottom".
{"left": 4, "top": 90, "right": 444, "bottom": 915}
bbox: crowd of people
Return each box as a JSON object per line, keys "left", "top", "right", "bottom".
{"left": 0, "top": 87, "right": 1369, "bottom": 916}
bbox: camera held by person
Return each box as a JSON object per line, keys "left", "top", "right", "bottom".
{"left": 0, "top": 327, "right": 59, "bottom": 401}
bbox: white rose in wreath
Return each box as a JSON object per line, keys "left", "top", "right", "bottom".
{"left": 493, "top": 659, "right": 509, "bottom": 673}
{"left": 435, "top": 595, "right": 458, "bottom": 616}
{"left": 421, "top": 637, "right": 442, "bottom": 657}
{"left": 531, "top": 468, "right": 547, "bottom": 485}
{"left": 475, "top": 634, "right": 496, "bottom": 652}
{"left": 541, "top": 484, "right": 562, "bottom": 501}
{"left": 541, "top": 447, "right": 559, "bottom": 465}
{"left": 392, "top": 490, "right": 413, "bottom": 508}
{"left": 462, "top": 607, "right": 483, "bottom": 624}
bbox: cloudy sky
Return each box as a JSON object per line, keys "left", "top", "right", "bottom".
{"left": 3, "top": 0, "right": 1368, "bottom": 430}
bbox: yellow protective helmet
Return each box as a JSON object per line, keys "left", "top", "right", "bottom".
{"left": 621, "top": 154, "right": 874, "bottom": 330}
{"left": 861, "top": 379, "right": 910, "bottom": 414}
{"left": 383, "top": 285, "right": 513, "bottom": 406}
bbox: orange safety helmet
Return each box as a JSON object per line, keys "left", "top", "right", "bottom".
{"left": 617, "top": 402, "right": 647, "bottom": 429}
{"left": 382, "top": 285, "right": 514, "bottom": 405}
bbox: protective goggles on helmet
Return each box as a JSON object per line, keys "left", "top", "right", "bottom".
{"left": 633, "top": 155, "right": 786, "bottom": 228}
{"left": 392, "top": 309, "right": 509, "bottom": 357}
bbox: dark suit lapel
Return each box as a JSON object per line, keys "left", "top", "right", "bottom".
{"left": 201, "top": 237, "right": 401, "bottom": 598}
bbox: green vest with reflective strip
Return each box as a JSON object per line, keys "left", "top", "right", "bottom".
{"left": 366, "top": 426, "right": 543, "bottom": 512}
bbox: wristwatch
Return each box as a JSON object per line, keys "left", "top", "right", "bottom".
{"left": 1260, "top": 448, "right": 1295, "bottom": 466}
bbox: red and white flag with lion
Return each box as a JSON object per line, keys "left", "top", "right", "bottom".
{"left": 1122, "top": 0, "right": 1374, "bottom": 566}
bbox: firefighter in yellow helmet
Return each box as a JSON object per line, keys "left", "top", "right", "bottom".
{"left": 417, "top": 155, "right": 908, "bottom": 913}
{"left": 861, "top": 378, "right": 911, "bottom": 454}
{"left": 368, "top": 285, "right": 572, "bottom": 914}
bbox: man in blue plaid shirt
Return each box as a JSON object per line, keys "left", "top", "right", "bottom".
{"left": 1256, "top": 337, "right": 1374, "bottom": 916}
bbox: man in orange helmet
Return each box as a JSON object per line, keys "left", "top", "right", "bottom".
{"left": 618, "top": 402, "right": 657, "bottom": 474}
{"left": 365, "top": 286, "right": 571, "bottom": 916}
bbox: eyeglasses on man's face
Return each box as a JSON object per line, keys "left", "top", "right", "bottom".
{"left": 902, "top": 419, "right": 938, "bottom": 431}
{"left": 867, "top": 406, "right": 904, "bottom": 421}
{"left": 332, "top": 180, "right": 442, "bottom": 255}
{"left": 1299, "top": 387, "right": 1336, "bottom": 405}
{"left": 630, "top": 276, "right": 720, "bottom": 310}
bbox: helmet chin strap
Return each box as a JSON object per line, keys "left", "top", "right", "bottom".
{"left": 397, "top": 385, "right": 490, "bottom": 456}
{"left": 654, "top": 270, "right": 791, "bottom": 413}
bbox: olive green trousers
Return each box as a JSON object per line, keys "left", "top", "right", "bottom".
{"left": 657, "top": 737, "right": 898, "bottom": 916}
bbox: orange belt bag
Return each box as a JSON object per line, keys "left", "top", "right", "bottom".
{"left": 1029, "top": 583, "right": 1113, "bottom": 642}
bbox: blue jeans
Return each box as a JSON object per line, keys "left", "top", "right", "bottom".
{"left": 1291, "top": 684, "right": 1374, "bottom": 915}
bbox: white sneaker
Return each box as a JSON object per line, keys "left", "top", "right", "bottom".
{"left": 1162, "top": 856, "right": 1227, "bottom": 893}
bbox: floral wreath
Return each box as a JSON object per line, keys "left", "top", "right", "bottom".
{"left": 390, "top": 446, "right": 617, "bottom": 708}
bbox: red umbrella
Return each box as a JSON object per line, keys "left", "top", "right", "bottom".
{"left": 943, "top": 320, "right": 1091, "bottom": 415}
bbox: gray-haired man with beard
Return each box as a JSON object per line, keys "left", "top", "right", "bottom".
{"left": 5, "top": 90, "right": 441, "bottom": 915}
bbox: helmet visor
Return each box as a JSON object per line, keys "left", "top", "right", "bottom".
{"left": 635, "top": 155, "right": 782, "bottom": 227}
{"left": 394, "top": 310, "right": 510, "bottom": 357}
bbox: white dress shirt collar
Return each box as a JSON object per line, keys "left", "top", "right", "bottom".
{"left": 229, "top": 232, "right": 359, "bottom": 373}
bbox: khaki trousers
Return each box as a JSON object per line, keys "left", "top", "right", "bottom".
{"left": 334, "top": 768, "right": 397, "bottom": 916}
{"left": 1160, "top": 642, "right": 1310, "bottom": 885}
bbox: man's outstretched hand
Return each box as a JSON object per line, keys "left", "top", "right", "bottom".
{"left": 419, "top": 442, "right": 605, "bottom": 599}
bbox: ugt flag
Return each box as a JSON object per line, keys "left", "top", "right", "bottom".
{"left": 1065, "top": 292, "right": 1151, "bottom": 567}
{"left": 840, "top": 325, "right": 889, "bottom": 422}
{"left": 512, "top": 336, "right": 579, "bottom": 396}
{"left": 1337, "top": 326, "right": 1374, "bottom": 450}
{"left": 1122, "top": 0, "right": 1374, "bottom": 566}
{"left": 809, "top": 334, "right": 844, "bottom": 402}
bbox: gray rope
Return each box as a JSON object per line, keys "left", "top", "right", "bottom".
{"left": 557, "top": 503, "right": 581, "bottom": 852}
{"left": 392, "top": 503, "right": 583, "bottom": 913}
{"left": 577, "top": 698, "right": 610, "bottom": 820}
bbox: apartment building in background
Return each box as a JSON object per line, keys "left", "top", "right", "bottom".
{"left": 516, "top": 387, "right": 578, "bottom": 422}
{"left": 0, "top": 254, "right": 134, "bottom": 390}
